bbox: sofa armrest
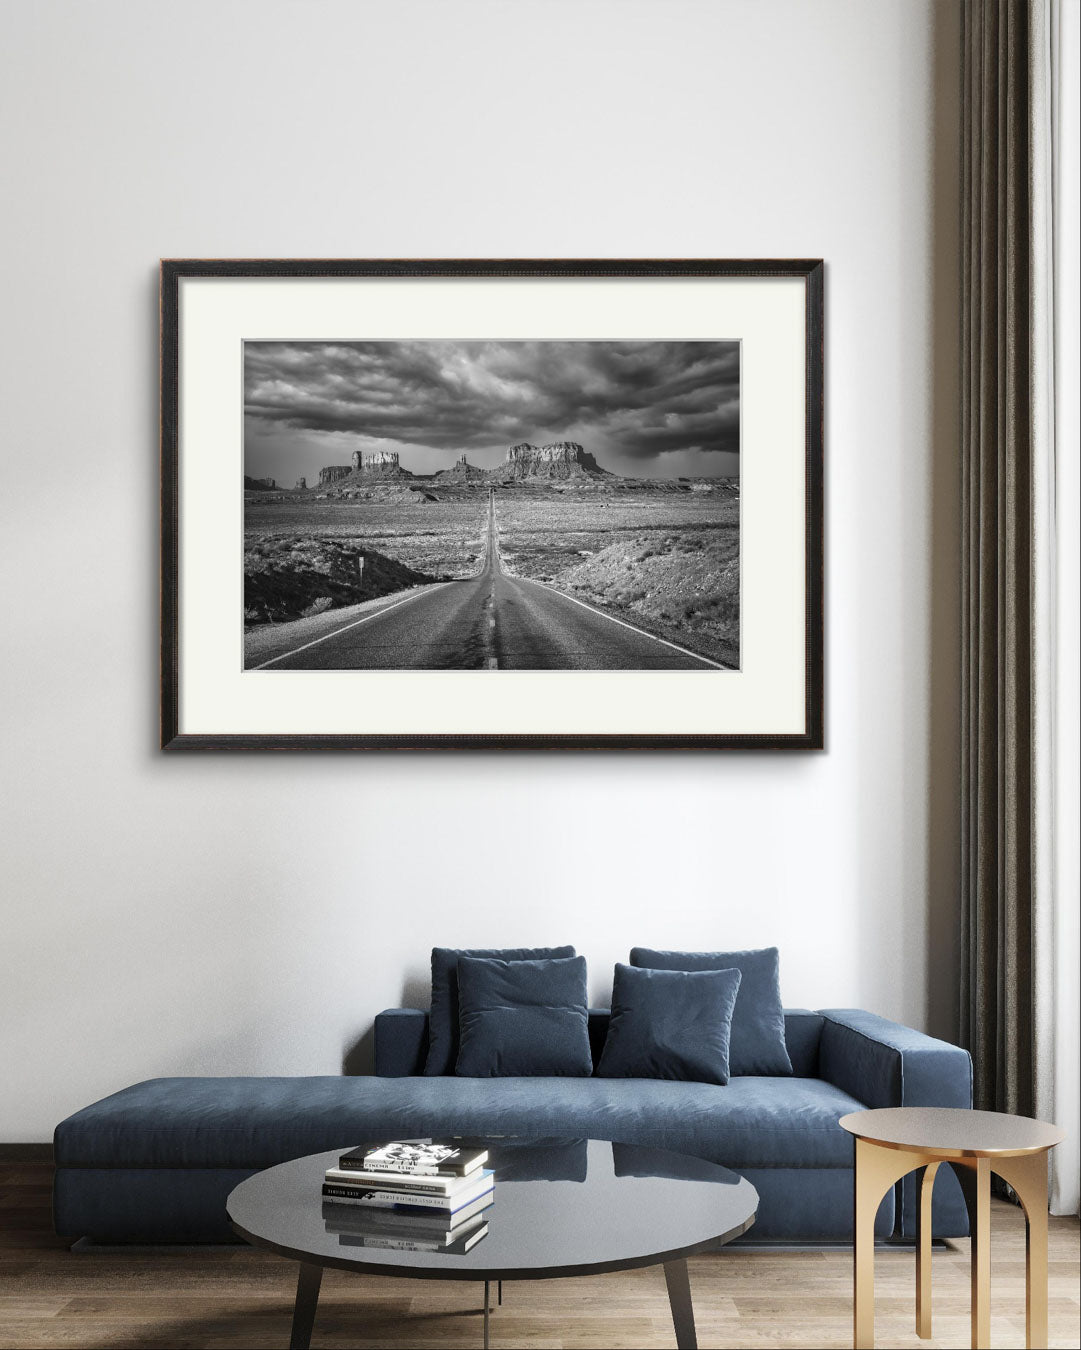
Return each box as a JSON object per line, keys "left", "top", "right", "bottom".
{"left": 818, "top": 1009, "right": 972, "bottom": 1109}
{"left": 374, "top": 1009, "right": 429, "bottom": 1077}
{"left": 818, "top": 1009, "right": 973, "bottom": 1240}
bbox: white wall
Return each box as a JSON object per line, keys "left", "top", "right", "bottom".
{"left": 0, "top": 0, "right": 961, "bottom": 1140}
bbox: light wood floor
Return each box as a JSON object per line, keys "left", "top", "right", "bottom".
{"left": 1, "top": 1164, "right": 1077, "bottom": 1349}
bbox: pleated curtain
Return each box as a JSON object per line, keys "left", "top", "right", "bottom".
{"left": 958, "top": 0, "right": 1062, "bottom": 1200}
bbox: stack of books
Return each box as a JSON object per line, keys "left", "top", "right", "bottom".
{"left": 321, "top": 1140, "right": 493, "bottom": 1254}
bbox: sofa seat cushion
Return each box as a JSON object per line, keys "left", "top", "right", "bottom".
{"left": 55, "top": 1074, "right": 865, "bottom": 1172}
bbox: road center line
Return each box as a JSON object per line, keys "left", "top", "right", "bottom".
{"left": 250, "top": 584, "right": 450, "bottom": 670}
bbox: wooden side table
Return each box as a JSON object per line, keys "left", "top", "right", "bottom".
{"left": 839, "top": 1107, "right": 1063, "bottom": 1350}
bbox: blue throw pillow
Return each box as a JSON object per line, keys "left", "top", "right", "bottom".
{"left": 423, "top": 945, "right": 575, "bottom": 1076}
{"left": 596, "top": 964, "right": 742, "bottom": 1084}
{"left": 630, "top": 946, "right": 793, "bottom": 1076}
{"left": 455, "top": 955, "right": 593, "bottom": 1078}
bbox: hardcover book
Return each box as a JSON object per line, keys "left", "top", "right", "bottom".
{"left": 341, "top": 1140, "right": 487, "bottom": 1176}
{"left": 321, "top": 1170, "right": 494, "bottom": 1214}
{"left": 323, "top": 1165, "right": 483, "bottom": 1196}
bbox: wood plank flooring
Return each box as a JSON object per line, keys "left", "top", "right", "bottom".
{"left": 1, "top": 1164, "right": 1077, "bottom": 1349}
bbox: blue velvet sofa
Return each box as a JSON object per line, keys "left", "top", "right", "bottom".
{"left": 53, "top": 1006, "right": 971, "bottom": 1245}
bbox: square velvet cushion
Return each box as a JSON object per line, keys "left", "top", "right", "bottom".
{"left": 630, "top": 946, "right": 792, "bottom": 1076}
{"left": 423, "top": 945, "right": 575, "bottom": 1076}
{"left": 454, "top": 955, "right": 593, "bottom": 1078}
{"left": 596, "top": 963, "right": 743, "bottom": 1084}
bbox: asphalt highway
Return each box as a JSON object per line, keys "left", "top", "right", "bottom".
{"left": 256, "top": 495, "right": 716, "bottom": 671}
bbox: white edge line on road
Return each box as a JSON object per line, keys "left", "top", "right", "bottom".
{"left": 529, "top": 580, "right": 729, "bottom": 670}
{"left": 250, "top": 584, "right": 450, "bottom": 670}
{"left": 492, "top": 496, "right": 725, "bottom": 669}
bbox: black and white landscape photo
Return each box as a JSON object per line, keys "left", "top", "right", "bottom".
{"left": 243, "top": 340, "right": 740, "bottom": 671}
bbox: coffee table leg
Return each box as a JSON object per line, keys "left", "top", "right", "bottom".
{"left": 289, "top": 1263, "right": 322, "bottom": 1350}
{"left": 916, "top": 1162, "right": 940, "bottom": 1338}
{"left": 483, "top": 1285, "right": 490, "bottom": 1349}
{"left": 664, "top": 1259, "right": 697, "bottom": 1350}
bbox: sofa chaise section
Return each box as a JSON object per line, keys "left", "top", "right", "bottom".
{"left": 54, "top": 1072, "right": 870, "bottom": 1241}
{"left": 53, "top": 1008, "right": 971, "bottom": 1244}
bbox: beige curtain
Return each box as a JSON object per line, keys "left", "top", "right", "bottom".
{"left": 959, "top": 0, "right": 1063, "bottom": 1200}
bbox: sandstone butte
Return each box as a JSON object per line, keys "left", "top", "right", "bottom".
{"left": 312, "top": 442, "right": 608, "bottom": 488}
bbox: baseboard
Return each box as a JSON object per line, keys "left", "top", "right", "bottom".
{"left": 0, "top": 1143, "right": 53, "bottom": 1163}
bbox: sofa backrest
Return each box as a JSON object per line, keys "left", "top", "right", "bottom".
{"left": 374, "top": 1006, "right": 824, "bottom": 1077}
{"left": 782, "top": 1010, "right": 824, "bottom": 1076}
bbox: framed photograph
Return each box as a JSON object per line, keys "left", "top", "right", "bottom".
{"left": 161, "top": 259, "right": 823, "bottom": 750}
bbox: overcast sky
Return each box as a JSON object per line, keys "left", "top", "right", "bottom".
{"left": 244, "top": 340, "right": 740, "bottom": 482}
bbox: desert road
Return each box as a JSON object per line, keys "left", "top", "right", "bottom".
{"left": 248, "top": 495, "right": 721, "bottom": 671}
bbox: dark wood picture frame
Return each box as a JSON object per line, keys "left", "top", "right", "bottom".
{"left": 161, "top": 258, "right": 824, "bottom": 751}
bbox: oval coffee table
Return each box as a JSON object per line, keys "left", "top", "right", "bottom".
{"left": 227, "top": 1136, "right": 757, "bottom": 1349}
{"left": 840, "top": 1107, "right": 1064, "bottom": 1350}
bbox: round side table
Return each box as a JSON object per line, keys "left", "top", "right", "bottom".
{"left": 839, "top": 1107, "right": 1063, "bottom": 1350}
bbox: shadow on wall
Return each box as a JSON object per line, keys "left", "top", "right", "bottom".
{"left": 342, "top": 965, "right": 430, "bottom": 1075}
{"left": 146, "top": 270, "right": 162, "bottom": 759}
{"left": 342, "top": 1027, "right": 374, "bottom": 1076}
{"left": 861, "top": 0, "right": 961, "bottom": 1042}
{"left": 921, "top": 0, "right": 964, "bottom": 1043}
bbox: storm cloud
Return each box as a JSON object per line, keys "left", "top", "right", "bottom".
{"left": 244, "top": 340, "right": 739, "bottom": 479}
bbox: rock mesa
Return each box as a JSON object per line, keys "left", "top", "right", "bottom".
{"left": 503, "top": 441, "right": 606, "bottom": 478}
{"left": 318, "top": 451, "right": 411, "bottom": 485}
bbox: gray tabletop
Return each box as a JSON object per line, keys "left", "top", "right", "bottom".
{"left": 227, "top": 1137, "right": 758, "bottom": 1281}
{"left": 839, "top": 1107, "right": 1064, "bottom": 1158}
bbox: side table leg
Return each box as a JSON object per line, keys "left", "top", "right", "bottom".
{"left": 971, "top": 1158, "right": 991, "bottom": 1349}
{"left": 993, "top": 1149, "right": 1050, "bottom": 1350}
{"left": 851, "top": 1138, "right": 919, "bottom": 1350}
{"left": 289, "top": 1263, "right": 323, "bottom": 1350}
{"left": 916, "top": 1162, "right": 940, "bottom": 1338}
{"left": 956, "top": 1158, "right": 991, "bottom": 1349}
{"left": 853, "top": 1139, "right": 879, "bottom": 1350}
{"left": 663, "top": 1258, "right": 697, "bottom": 1350}
{"left": 1025, "top": 1188, "right": 1050, "bottom": 1350}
